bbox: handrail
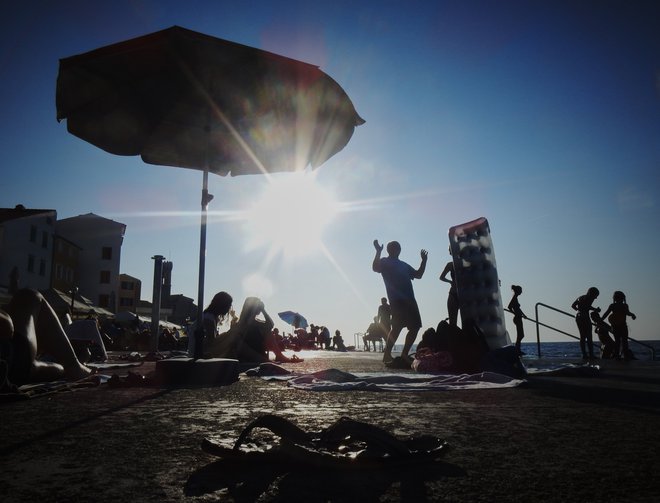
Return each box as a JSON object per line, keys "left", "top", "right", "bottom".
{"left": 533, "top": 303, "right": 580, "bottom": 358}
{"left": 531, "top": 302, "right": 655, "bottom": 360}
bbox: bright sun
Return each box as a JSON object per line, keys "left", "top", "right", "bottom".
{"left": 243, "top": 173, "right": 339, "bottom": 258}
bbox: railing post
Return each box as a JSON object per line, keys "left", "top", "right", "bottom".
{"left": 535, "top": 303, "right": 542, "bottom": 358}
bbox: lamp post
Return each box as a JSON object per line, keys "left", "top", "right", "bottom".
{"left": 150, "top": 255, "right": 165, "bottom": 354}
{"left": 69, "top": 286, "right": 78, "bottom": 316}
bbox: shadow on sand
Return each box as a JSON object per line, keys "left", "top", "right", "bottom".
{"left": 185, "top": 414, "right": 465, "bottom": 502}
{"left": 185, "top": 452, "right": 465, "bottom": 502}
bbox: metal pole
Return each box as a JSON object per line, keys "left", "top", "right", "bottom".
{"left": 150, "top": 255, "right": 165, "bottom": 354}
{"left": 192, "top": 169, "right": 213, "bottom": 359}
{"left": 535, "top": 303, "right": 542, "bottom": 358}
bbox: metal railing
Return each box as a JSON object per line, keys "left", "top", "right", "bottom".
{"left": 353, "top": 332, "right": 384, "bottom": 352}
{"left": 526, "top": 302, "right": 656, "bottom": 360}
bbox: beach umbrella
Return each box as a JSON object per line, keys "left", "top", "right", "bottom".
{"left": 56, "top": 26, "right": 364, "bottom": 354}
{"left": 278, "top": 310, "right": 309, "bottom": 329}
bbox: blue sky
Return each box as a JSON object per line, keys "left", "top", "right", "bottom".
{"left": 2, "top": 0, "right": 659, "bottom": 344}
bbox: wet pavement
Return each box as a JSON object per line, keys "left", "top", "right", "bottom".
{"left": 1, "top": 350, "right": 659, "bottom": 502}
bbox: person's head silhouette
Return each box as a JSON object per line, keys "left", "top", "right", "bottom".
{"left": 386, "top": 241, "right": 401, "bottom": 258}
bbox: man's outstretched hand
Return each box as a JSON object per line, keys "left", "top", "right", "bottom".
{"left": 373, "top": 240, "right": 383, "bottom": 252}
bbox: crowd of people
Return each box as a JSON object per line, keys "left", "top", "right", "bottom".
{"left": 199, "top": 292, "right": 350, "bottom": 363}
{"left": 571, "top": 287, "right": 637, "bottom": 361}
{"left": 0, "top": 237, "right": 640, "bottom": 388}
{"left": 371, "top": 238, "right": 639, "bottom": 368}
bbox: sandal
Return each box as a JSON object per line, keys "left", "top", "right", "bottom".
{"left": 201, "top": 414, "right": 456, "bottom": 470}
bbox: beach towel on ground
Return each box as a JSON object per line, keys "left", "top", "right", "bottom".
{"left": 248, "top": 364, "right": 524, "bottom": 391}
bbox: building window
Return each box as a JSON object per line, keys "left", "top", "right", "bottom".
{"left": 27, "top": 255, "right": 35, "bottom": 273}
{"left": 46, "top": 217, "right": 53, "bottom": 225}
{"left": 98, "top": 294, "right": 110, "bottom": 308}
{"left": 30, "top": 225, "right": 37, "bottom": 243}
{"left": 39, "top": 259, "right": 46, "bottom": 276}
{"left": 121, "top": 281, "right": 134, "bottom": 290}
{"left": 56, "top": 264, "right": 63, "bottom": 280}
{"left": 120, "top": 297, "right": 134, "bottom": 307}
{"left": 100, "top": 271, "right": 111, "bottom": 284}
{"left": 42, "top": 231, "right": 48, "bottom": 248}
{"left": 102, "top": 247, "right": 112, "bottom": 260}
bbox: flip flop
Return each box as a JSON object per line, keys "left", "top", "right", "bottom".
{"left": 201, "top": 414, "right": 456, "bottom": 471}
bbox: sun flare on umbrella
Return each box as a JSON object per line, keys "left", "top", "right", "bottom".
{"left": 243, "top": 173, "right": 339, "bottom": 258}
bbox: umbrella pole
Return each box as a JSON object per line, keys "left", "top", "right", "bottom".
{"left": 192, "top": 169, "right": 213, "bottom": 359}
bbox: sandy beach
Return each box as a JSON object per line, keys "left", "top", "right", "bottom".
{"left": 1, "top": 350, "right": 659, "bottom": 502}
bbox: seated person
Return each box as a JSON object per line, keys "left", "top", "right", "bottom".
{"left": 332, "top": 329, "right": 347, "bottom": 352}
{"left": 206, "top": 296, "right": 297, "bottom": 363}
{"left": 0, "top": 289, "right": 93, "bottom": 386}
{"left": 363, "top": 317, "right": 385, "bottom": 351}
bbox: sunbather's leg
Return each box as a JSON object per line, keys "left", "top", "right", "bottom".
{"left": 383, "top": 323, "right": 404, "bottom": 363}
{"left": 6, "top": 289, "right": 92, "bottom": 383}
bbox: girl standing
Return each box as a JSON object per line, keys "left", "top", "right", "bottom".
{"left": 508, "top": 285, "right": 527, "bottom": 355}
{"left": 571, "top": 287, "right": 600, "bottom": 360}
{"left": 600, "top": 291, "right": 636, "bottom": 360}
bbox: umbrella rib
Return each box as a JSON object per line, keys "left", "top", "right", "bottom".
{"left": 173, "top": 54, "right": 273, "bottom": 177}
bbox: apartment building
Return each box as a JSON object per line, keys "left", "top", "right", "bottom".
{"left": 118, "top": 273, "right": 142, "bottom": 313}
{"left": 56, "top": 213, "right": 126, "bottom": 312}
{"left": 0, "top": 204, "right": 56, "bottom": 292}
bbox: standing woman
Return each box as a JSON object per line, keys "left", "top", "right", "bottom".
{"left": 571, "top": 287, "right": 600, "bottom": 360}
{"left": 508, "top": 285, "right": 527, "bottom": 355}
{"left": 600, "top": 291, "right": 636, "bottom": 360}
{"left": 439, "top": 254, "right": 458, "bottom": 326}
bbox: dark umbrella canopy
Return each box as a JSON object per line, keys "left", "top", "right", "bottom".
{"left": 56, "top": 26, "right": 363, "bottom": 355}
{"left": 56, "top": 26, "right": 364, "bottom": 176}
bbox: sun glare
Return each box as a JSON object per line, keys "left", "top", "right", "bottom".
{"left": 244, "top": 173, "right": 339, "bottom": 258}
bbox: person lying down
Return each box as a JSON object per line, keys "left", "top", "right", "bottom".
{"left": 1, "top": 289, "right": 93, "bottom": 388}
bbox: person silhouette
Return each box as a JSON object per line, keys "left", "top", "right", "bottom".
{"left": 507, "top": 285, "right": 527, "bottom": 355}
{"left": 201, "top": 291, "right": 233, "bottom": 340}
{"left": 590, "top": 310, "right": 616, "bottom": 359}
{"left": 571, "top": 287, "right": 600, "bottom": 360}
{"left": 332, "top": 329, "right": 347, "bottom": 351}
{"left": 363, "top": 317, "right": 385, "bottom": 352}
{"left": 0, "top": 289, "right": 93, "bottom": 386}
{"left": 377, "top": 297, "right": 392, "bottom": 335}
{"left": 372, "top": 239, "right": 428, "bottom": 366}
{"left": 439, "top": 253, "right": 458, "bottom": 326}
{"left": 206, "top": 296, "right": 299, "bottom": 363}
{"left": 600, "top": 291, "right": 637, "bottom": 360}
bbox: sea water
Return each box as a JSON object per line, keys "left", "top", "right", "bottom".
{"left": 518, "top": 340, "right": 660, "bottom": 361}
{"left": 393, "top": 340, "right": 660, "bottom": 361}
